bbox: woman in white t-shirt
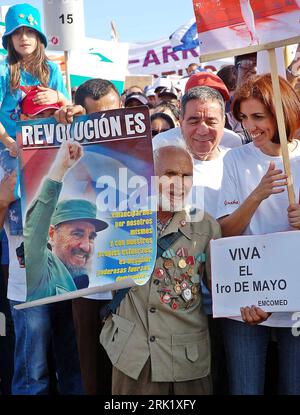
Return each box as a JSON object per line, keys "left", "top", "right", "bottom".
{"left": 217, "top": 73, "right": 300, "bottom": 395}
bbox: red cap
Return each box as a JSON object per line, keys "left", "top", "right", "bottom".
{"left": 185, "top": 72, "right": 230, "bottom": 102}
{"left": 20, "top": 86, "right": 62, "bottom": 116}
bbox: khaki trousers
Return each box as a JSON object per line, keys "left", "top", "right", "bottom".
{"left": 112, "top": 358, "right": 212, "bottom": 395}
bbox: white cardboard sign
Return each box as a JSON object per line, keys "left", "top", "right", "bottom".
{"left": 211, "top": 231, "right": 300, "bottom": 318}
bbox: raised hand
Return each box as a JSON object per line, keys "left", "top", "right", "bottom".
{"left": 251, "top": 161, "right": 287, "bottom": 202}
{"left": 48, "top": 141, "right": 83, "bottom": 182}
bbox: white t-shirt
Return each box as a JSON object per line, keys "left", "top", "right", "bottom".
{"left": 152, "top": 126, "right": 234, "bottom": 218}
{"left": 0, "top": 166, "right": 26, "bottom": 301}
{"left": 152, "top": 126, "right": 242, "bottom": 151}
{"left": 6, "top": 228, "right": 26, "bottom": 302}
{"left": 217, "top": 141, "right": 300, "bottom": 327}
{"left": 192, "top": 148, "right": 229, "bottom": 218}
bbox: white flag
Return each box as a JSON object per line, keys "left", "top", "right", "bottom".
{"left": 169, "top": 18, "right": 199, "bottom": 52}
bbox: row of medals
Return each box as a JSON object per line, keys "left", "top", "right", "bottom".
{"left": 154, "top": 247, "right": 206, "bottom": 311}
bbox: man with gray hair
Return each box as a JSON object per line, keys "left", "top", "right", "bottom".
{"left": 178, "top": 86, "right": 229, "bottom": 217}
{"left": 152, "top": 72, "right": 242, "bottom": 154}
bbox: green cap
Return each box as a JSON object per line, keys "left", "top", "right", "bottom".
{"left": 51, "top": 199, "right": 108, "bottom": 232}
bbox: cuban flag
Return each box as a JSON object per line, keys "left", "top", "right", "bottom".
{"left": 169, "top": 18, "right": 199, "bottom": 52}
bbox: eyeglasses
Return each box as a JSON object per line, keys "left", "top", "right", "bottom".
{"left": 237, "top": 59, "right": 257, "bottom": 70}
{"left": 151, "top": 129, "right": 169, "bottom": 137}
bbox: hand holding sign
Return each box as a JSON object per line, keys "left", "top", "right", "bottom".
{"left": 54, "top": 105, "right": 86, "bottom": 125}
{"left": 240, "top": 305, "right": 271, "bottom": 325}
{"left": 287, "top": 203, "right": 300, "bottom": 229}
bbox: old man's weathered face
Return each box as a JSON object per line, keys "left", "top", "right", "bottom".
{"left": 155, "top": 147, "right": 193, "bottom": 212}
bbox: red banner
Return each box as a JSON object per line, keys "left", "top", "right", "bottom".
{"left": 193, "top": 0, "right": 299, "bottom": 33}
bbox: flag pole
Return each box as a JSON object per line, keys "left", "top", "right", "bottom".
{"left": 268, "top": 48, "right": 295, "bottom": 205}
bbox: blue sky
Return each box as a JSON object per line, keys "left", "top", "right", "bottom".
{"left": 2, "top": 0, "right": 195, "bottom": 43}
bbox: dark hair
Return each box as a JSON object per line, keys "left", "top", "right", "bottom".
{"left": 74, "top": 78, "right": 119, "bottom": 106}
{"left": 150, "top": 112, "right": 176, "bottom": 129}
{"left": 126, "top": 85, "right": 144, "bottom": 95}
{"left": 153, "top": 102, "right": 180, "bottom": 121}
{"left": 234, "top": 52, "right": 257, "bottom": 67}
{"left": 181, "top": 86, "right": 225, "bottom": 118}
{"left": 217, "top": 65, "right": 237, "bottom": 92}
{"left": 232, "top": 73, "right": 300, "bottom": 143}
{"left": 188, "top": 63, "right": 198, "bottom": 69}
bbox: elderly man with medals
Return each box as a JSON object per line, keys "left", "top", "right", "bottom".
{"left": 100, "top": 144, "right": 221, "bottom": 395}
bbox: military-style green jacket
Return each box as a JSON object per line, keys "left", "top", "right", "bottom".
{"left": 24, "top": 178, "right": 77, "bottom": 301}
{"left": 100, "top": 210, "right": 221, "bottom": 382}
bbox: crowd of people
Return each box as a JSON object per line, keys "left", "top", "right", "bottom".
{"left": 1, "top": 2, "right": 300, "bottom": 396}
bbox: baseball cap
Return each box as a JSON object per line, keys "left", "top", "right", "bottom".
{"left": 185, "top": 72, "right": 230, "bottom": 101}
{"left": 20, "top": 86, "right": 61, "bottom": 116}
{"left": 153, "top": 77, "right": 172, "bottom": 93}
{"left": 125, "top": 92, "right": 148, "bottom": 106}
{"left": 51, "top": 199, "right": 109, "bottom": 232}
{"left": 146, "top": 87, "right": 156, "bottom": 97}
{"left": 158, "top": 86, "right": 178, "bottom": 100}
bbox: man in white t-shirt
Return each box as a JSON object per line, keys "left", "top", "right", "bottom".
{"left": 153, "top": 71, "right": 243, "bottom": 159}
{"left": 155, "top": 81, "right": 239, "bottom": 218}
